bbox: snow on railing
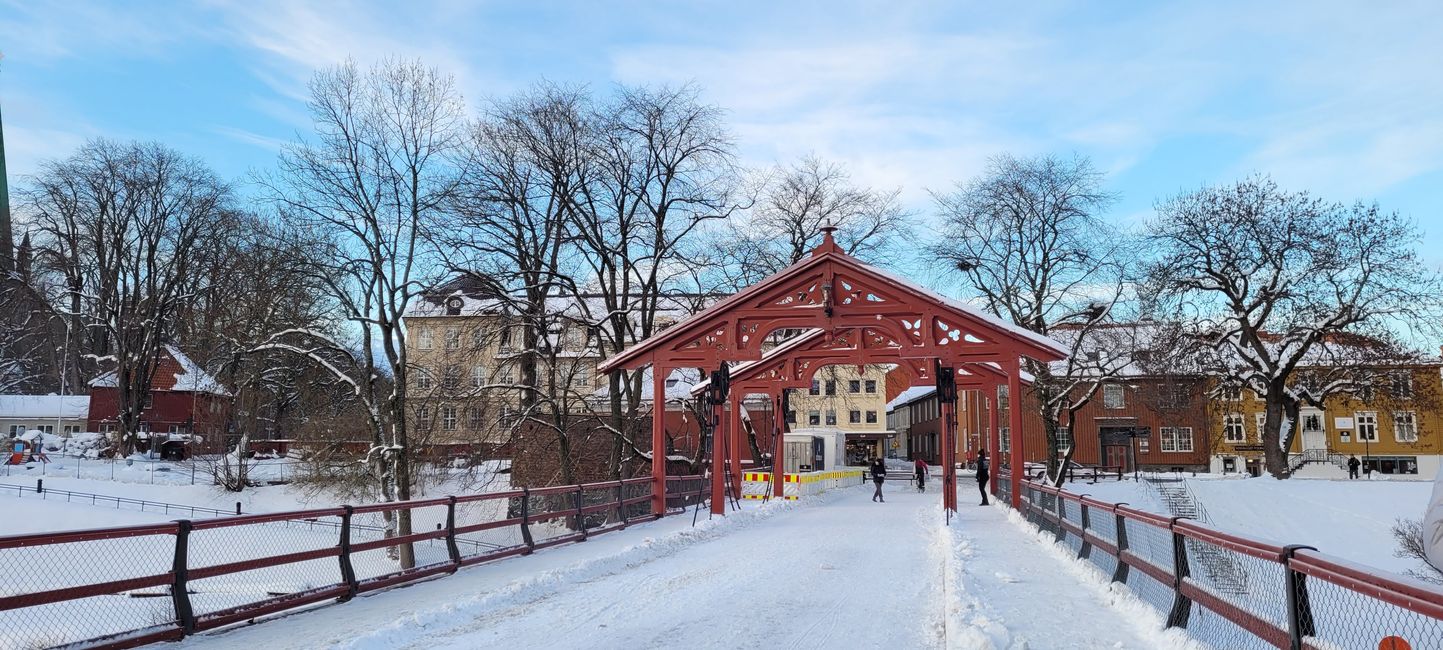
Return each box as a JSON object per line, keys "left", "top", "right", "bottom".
{"left": 1012, "top": 479, "right": 1443, "bottom": 650}
{"left": 0, "top": 475, "right": 699, "bottom": 650}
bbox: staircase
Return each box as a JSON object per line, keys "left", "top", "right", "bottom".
{"left": 1143, "top": 477, "right": 1249, "bottom": 595}
{"left": 1288, "top": 449, "right": 1348, "bottom": 474}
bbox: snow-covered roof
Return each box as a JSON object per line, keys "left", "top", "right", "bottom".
{"left": 886, "top": 386, "right": 935, "bottom": 410}
{"left": 89, "top": 345, "right": 231, "bottom": 397}
{"left": 590, "top": 366, "right": 702, "bottom": 403}
{"left": 0, "top": 394, "right": 90, "bottom": 420}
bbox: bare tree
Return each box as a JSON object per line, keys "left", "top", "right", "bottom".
{"left": 23, "top": 140, "right": 233, "bottom": 455}
{"left": 1144, "top": 176, "right": 1443, "bottom": 478}
{"left": 256, "top": 58, "right": 464, "bottom": 566}
{"left": 569, "top": 84, "right": 739, "bottom": 478}
{"left": 712, "top": 155, "right": 909, "bottom": 289}
{"left": 440, "top": 83, "right": 592, "bottom": 484}
{"left": 931, "top": 153, "right": 1130, "bottom": 485}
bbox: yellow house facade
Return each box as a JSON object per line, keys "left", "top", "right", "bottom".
{"left": 785, "top": 364, "right": 895, "bottom": 467}
{"left": 1209, "top": 366, "right": 1443, "bottom": 478}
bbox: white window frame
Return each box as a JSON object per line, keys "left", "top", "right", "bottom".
{"left": 415, "top": 368, "right": 434, "bottom": 390}
{"left": 444, "top": 327, "right": 460, "bottom": 350}
{"left": 1394, "top": 411, "right": 1418, "bottom": 443}
{"left": 825, "top": 409, "right": 837, "bottom": 425}
{"left": 808, "top": 410, "right": 821, "bottom": 426}
{"left": 1220, "top": 384, "right": 1242, "bottom": 402}
{"left": 1103, "top": 384, "right": 1125, "bottom": 409}
{"left": 1000, "top": 427, "right": 1011, "bottom": 453}
{"left": 467, "top": 406, "right": 483, "bottom": 431}
{"left": 472, "top": 365, "right": 486, "bottom": 388}
{"left": 1255, "top": 412, "right": 1267, "bottom": 438}
{"left": 416, "top": 328, "right": 433, "bottom": 350}
{"left": 1056, "top": 426, "right": 1072, "bottom": 453}
{"left": 442, "top": 365, "right": 460, "bottom": 391}
{"left": 1392, "top": 372, "right": 1414, "bottom": 400}
{"left": 1356, "top": 411, "right": 1378, "bottom": 442}
{"left": 416, "top": 406, "right": 432, "bottom": 430}
{"left": 575, "top": 364, "right": 591, "bottom": 388}
{"left": 441, "top": 406, "right": 458, "bottom": 431}
{"left": 1224, "top": 414, "right": 1246, "bottom": 443}
{"left": 1161, "top": 426, "right": 1194, "bottom": 453}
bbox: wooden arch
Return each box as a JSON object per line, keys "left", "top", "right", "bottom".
{"left": 599, "top": 228, "right": 1067, "bottom": 515}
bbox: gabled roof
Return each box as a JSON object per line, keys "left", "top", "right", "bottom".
{"left": 89, "top": 345, "right": 230, "bottom": 397}
{"left": 597, "top": 230, "right": 1068, "bottom": 373}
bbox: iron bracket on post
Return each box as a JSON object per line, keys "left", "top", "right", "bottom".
{"left": 1283, "top": 544, "right": 1318, "bottom": 650}
{"left": 1165, "top": 516, "right": 1193, "bottom": 629}
{"left": 171, "top": 520, "right": 196, "bottom": 635}
{"left": 519, "top": 487, "right": 535, "bottom": 552}
{"left": 1111, "top": 503, "right": 1130, "bottom": 584}
{"left": 338, "top": 505, "right": 358, "bottom": 601}
{"left": 445, "top": 495, "right": 461, "bottom": 568}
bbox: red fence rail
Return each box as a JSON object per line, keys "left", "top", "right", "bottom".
{"left": 1010, "top": 477, "right": 1443, "bottom": 650}
{"left": 0, "top": 475, "right": 706, "bottom": 649}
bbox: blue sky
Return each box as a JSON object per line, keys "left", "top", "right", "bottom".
{"left": 2, "top": 0, "right": 1442, "bottom": 263}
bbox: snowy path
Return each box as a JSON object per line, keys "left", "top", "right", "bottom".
{"left": 183, "top": 483, "right": 1193, "bottom": 650}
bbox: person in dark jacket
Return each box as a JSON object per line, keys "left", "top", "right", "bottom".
{"left": 976, "top": 449, "right": 990, "bottom": 505}
{"left": 914, "top": 456, "right": 929, "bottom": 492}
{"left": 1348, "top": 455, "right": 1361, "bottom": 479}
{"left": 870, "top": 458, "right": 887, "bottom": 502}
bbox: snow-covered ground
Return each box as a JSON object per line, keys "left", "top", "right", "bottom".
{"left": 1079, "top": 474, "right": 1433, "bottom": 575}
{"left": 178, "top": 483, "right": 1194, "bottom": 650}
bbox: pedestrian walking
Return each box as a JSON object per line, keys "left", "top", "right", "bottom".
{"left": 976, "top": 449, "right": 990, "bottom": 506}
{"left": 870, "top": 457, "right": 887, "bottom": 502}
{"left": 913, "top": 455, "right": 929, "bottom": 492}
{"left": 1347, "top": 455, "right": 1361, "bottom": 480}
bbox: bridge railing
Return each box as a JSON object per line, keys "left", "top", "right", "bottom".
{"left": 0, "top": 475, "right": 699, "bottom": 650}
{"left": 1013, "top": 479, "right": 1443, "bottom": 650}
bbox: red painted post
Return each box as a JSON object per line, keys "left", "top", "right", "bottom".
{"left": 940, "top": 397, "right": 956, "bottom": 513}
{"left": 729, "top": 397, "right": 744, "bottom": 500}
{"left": 651, "top": 366, "right": 668, "bottom": 516}
{"left": 1007, "top": 357, "right": 1024, "bottom": 509}
{"left": 773, "top": 391, "right": 786, "bottom": 498}
{"left": 987, "top": 385, "right": 1001, "bottom": 498}
{"left": 710, "top": 394, "right": 727, "bottom": 516}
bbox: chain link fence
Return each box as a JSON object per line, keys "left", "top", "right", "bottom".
{"left": 1013, "top": 479, "right": 1443, "bottom": 650}
{"left": 0, "top": 475, "right": 692, "bottom": 649}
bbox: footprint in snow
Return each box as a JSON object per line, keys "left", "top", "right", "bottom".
{"left": 995, "top": 572, "right": 1019, "bottom": 583}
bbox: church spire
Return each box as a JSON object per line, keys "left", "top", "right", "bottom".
{"left": 0, "top": 55, "right": 14, "bottom": 277}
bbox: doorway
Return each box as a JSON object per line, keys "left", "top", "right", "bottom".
{"left": 1103, "top": 444, "right": 1130, "bottom": 471}
{"left": 1301, "top": 410, "right": 1326, "bottom": 453}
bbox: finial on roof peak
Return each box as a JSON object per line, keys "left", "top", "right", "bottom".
{"left": 815, "top": 220, "right": 841, "bottom": 255}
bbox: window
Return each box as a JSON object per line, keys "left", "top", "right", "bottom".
{"left": 1103, "top": 384, "right": 1125, "bottom": 409}
{"left": 1000, "top": 427, "right": 1011, "bottom": 453}
{"left": 36, "top": 425, "right": 55, "bottom": 434}
{"left": 442, "top": 406, "right": 458, "bottom": 431}
{"left": 143, "top": 393, "right": 153, "bottom": 409}
{"left": 825, "top": 380, "right": 836, "bottom": 396}
{"left": 7, "top": 425, "right": 21, "bottom": 436}
{"left": 865, "top": 380, "right": 877, "bottom": 394}
{"left": 64, "top": 425, "right": 81, "bottom": 435}
{"left": 808, "top": 410, "right": 821, "bottom": 426}
{"left": 415, "top": 368, "right": 434, "bottom": 390}
{"left": 849, "top": 410, "right": 861, "bottom": 424}
{"left": 417, "top": 328, "right": 433, "bottom": 350}
{"left": 468, "top": 407, "right": 483, "bottom": 431}
{"left": 866, "top": 410, "right": 878, "bottom": 424}
{"left": 575, "top": 364, "right": 591, "bottom": 388}
{"left": 416, "top": 407, "right": 432, "bottom": 430}
{"left": 1224, "top": 414, "right": 1246, "bottom": 443}
{"left": 1159, "top": 384, "right": 1189, "bottom": 409}
{"left": 100, "top": 423, "right": 116, "bottom": 434}
{"left": 442, "top": 365, "right": 461, "bottom": 391}
{"left": 444, "top": 327, "right": 460, "bottom": 350}
{"left": 998, "top": 385, "right": 1009, "bottom": 409}
{"left": 1161, "top": 427, "right": 1194, "bottom": 453}
{"left": 1356, "top": 412, "right": 1378, "bottom": 442}
{"left": 564, "top": 327, "right": 583, "bottom": 349}
{"left": 786, "top": 410, "right": 797, "bottom": 424}
{"left": 1220, "top": 384, "right": 1242, "bottom": 401}
{"left": 810, "top": 380, "right": 820, "bottom": 396}
{"left": 499, "top": 364, "right": 514, "bottom": 384}
{"left": 168, "top": 425, "right": 182, "bottom": 435}
{"left": 1391, "top": 372, "right": 1414, "bottom": 400}
{"left": 848, "top": 380, "right": 861, "bottom": 394}
{"left": 1302, "top": 413, "right": 1323, "bottom": 433}
{"left": 1394, "top": 411, "right": 1418, "bottom": 443}
{"left": 826, "top": 410, "right": 837, "bottom": 425}
{"left": 1056, "top": 426, "right": 1072, "bottom": 452}
{"left": 472, "top": 365, "right": 487, "bottom": 388}
{"left": 498, "top": 326, "right": 513, "bottom": 351}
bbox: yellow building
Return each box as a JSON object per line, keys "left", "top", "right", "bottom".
{"left": 1209, "top": 366, "right": 1443, "bottom": 478}
{"left": 785, "top": 364, "right": 895, "bottom": 467}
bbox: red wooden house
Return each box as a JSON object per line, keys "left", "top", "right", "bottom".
{"left": 87, "top": 346, "right": 232, "bottom": 455}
